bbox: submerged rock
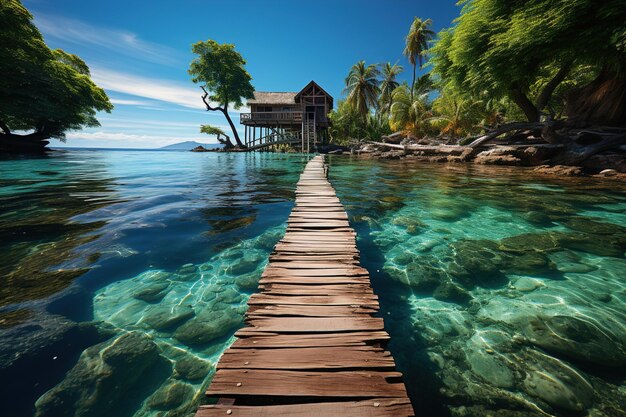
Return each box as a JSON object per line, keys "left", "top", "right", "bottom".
{"left": 34, "top": 332, "right": 163, "bottom": 417}
{"left": 403, "top": 261, "right": 446, "bottom": 291}
{"left": 132, "top": 282, "right": 170, "bottom": 302}
{"left": 174, "top": 308, "right": 243, "bottom": 346}
{"left": 146, "top": 380, "right": 195, "bottom": 410}
{"left": 174, "top": 355, "right": 212, "bottom": 381}
{"left": 143, "top": 305, "right": 195, "bottom": 331}
{"left": 433, "top": 281, "right": 473, "bottom": 304}
{"left": 522, "top": 315, "right": 626, "bottom": 366}
{"left": 520, "top": 349, "right": 595, "bottom": 412}
{"left": 392, "top": 216, "right": 425, "bottom": 234}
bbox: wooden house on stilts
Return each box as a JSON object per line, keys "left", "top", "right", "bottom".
{"left": 240, "top": 81, "right": 333, "bottom": 152}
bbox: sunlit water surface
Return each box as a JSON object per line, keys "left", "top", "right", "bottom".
{"left": 1, "top": 150, "right": 624, "bottom": 417}
{"left": 328, "top": 155, "right": 626, "bottom": 417}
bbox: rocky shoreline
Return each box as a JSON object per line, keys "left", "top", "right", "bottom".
{"left": 334, "top": 142, "right": 626, "bottom": 181}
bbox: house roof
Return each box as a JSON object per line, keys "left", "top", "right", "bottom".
{"left": 247, "top": 92, "right": 297, "bottom": 105}
{"left": 247, "top": 81, "right": 334, "bottom": 106}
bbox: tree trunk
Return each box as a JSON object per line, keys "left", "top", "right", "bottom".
{"left": 566, "top": 66, "right": 626, "bottom": 127}
{"left": 509, "top": 87, "right": 540, "bottom": 122}
{"left": 410, "top": 64, "right": 416, "bottom": 101}
{"left": 221, "top": 107, "right": 244, "bottom": 148}
{"left": 535, "top": 60, "right": 573, "bottom": 113}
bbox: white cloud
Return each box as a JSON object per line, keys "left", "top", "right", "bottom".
{"left": 65, "top": 131, "right": 221, "bottom": 147}
{"left": 110, "top": 98, "right": 153, "bottom": 106}
{"left": 35, "top": 15, "right": 182, "bottom": 67}
{"left": 91, "top": 67, "right": 204, "bottom": 109}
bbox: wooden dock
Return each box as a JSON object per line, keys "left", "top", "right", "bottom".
{"left": 196, "top": 155, "right": 415, "bottom": 417}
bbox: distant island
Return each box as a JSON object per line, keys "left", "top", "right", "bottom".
{"left": 160, "top": 141, "right": 223, "bottom": 151}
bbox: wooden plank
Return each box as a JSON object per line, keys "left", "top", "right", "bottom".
{"left": 217, "top": 346, "right": 394, "bottom": 370}
{"left": 245, "top": 317, "right": 384, "bottom": 332}
{"left": 262, "top": 267, "right": 368, "bottom": 277}
{"left": 248, "top": 304, "right": 378, "bottom": 317}
{"left": 231, "top": 331, "right": 390, "bottom": 348}
{"left": 248, "top": 294, "right": 378, "bottom": 307}
{"left": 197, "top": 399, "right": 414, "bottom": 417}
{"left": 206, "top": 369, "right": 408, "bottom": 398}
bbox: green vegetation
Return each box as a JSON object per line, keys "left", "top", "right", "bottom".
{"left": 0, "top": 0, "right": 112, "bottom": 152}
{"left": 200, "top": 124, "right": 233, "bottom": 148}
{"left": 331, "top": 1, "right": 626, "bottom": 146}
{"left": 189, "top": 40, "right": 254, "bottom": 148}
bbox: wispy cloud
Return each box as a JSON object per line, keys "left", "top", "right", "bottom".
{"left": 109, "top": 98, "right": 153, "bottom": 106}
{"left": 91, "top": 67, "right": 249, "bottom": 113}
{"left": 34, "top": 15, "right": 182, "bottom": 67}
{"left": 91, "top": 67, "right": 205, "bottom": 109}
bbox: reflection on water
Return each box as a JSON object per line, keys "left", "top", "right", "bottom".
{"left": 328, "top": 156, "right": 626, "bottom": 417}
{"left": 0, "top": 150, "right": 306, "bottom": 417}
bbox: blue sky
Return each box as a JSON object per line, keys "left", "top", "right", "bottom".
{"left": 24, "top": 0, "right": 460, "bottom": 148}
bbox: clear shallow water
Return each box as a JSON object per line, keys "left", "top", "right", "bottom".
{"left": 327, "top": 156, "right": 626, "bottom": 417}
{"left": 1, "top": 151, "right": 625, "bottom": 417}
{"left": 0, "top": 150, "right": 307, "bottom": 417}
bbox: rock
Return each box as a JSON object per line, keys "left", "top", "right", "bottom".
{"left": 229, "top": 258, "right": 261, "bottom": 275}
{"left": 532, "top": 165, "right": 584, "bottom": 177}
{"left": 433, "top": 281, "right": 473, "bottom": 304}
{"left": 404, "top": 261, "right": 446, "bottom": 291}
{"left": 146, "top": 380, "right": 195, "bottom": 410}
{"left": 521, "top": 211, "right": 554, "bottom": 227}
{"left": 502, "top": 251, "right": 556, "bottom": 275}
{"left": 474, "top": 148, "right": 522, "bottom": 166}
{"left": 499, "top": 233, "right": 561, "bottom": 253}
{"left": 392, "top": 216, "right": 425, "bottom": 234}
{"left": 143, "top": 305, "right": 195, "bottom": 331}
{"left": 449, "top": 240, "right": 507, "bottom": 288}
{"left": 510, "top": 277, "right": 545, "bottom": 292}
{"left": 34, "top": 332, "right": 163, "bottom": 417}
{"left": 216, "top": 287, "right": 243, "bottom": 304}
{"left": 521, "top": 349, "right": 595, "bottom": 412}
{"left": 562, "top": 217, "right": 625, "bottom": 235}
{"left": 133, "top": 282, "right": 170, "bottom": 302}
{"left": 174, "top": 355, "right": 212, "bottom": 381}
{"left": 522, "top": 315, "right": 626, "bottom": 366}
{"left": 0, "top": 315, "right": 108, "bottom": 417}
{"left": 393, "top": 251, "right": 414, "bottom": 266}
{"left": 598, "top": 168, "right": 618, "bottom": 177}
{"left": 191, "top": 146, "right": 208, "bottom": 152}
{"left": 235, "top": 272, "right": 261, "bottom": 290}
{"left": 174, "top": 308, "right": 243, "bottom": 346}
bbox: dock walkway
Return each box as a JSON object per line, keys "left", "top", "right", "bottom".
{"left": 196, "top": 155, "right": 415, "bottom": 417}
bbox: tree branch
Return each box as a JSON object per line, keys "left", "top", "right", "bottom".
{"left": 509, "top": 86, "right": 540, "bottom": 122}
{"left": 536, "top": 60, "right": 574, "bottom": 112}
{"left": 200, "top": 86, "right": 224, "bottom": 112}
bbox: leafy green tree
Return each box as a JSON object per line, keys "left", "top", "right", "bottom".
{"left": 404, "top": 17, "right": 434, "bottom": 101}
{"left": 0, "top": 0, "right": 112, "bottom": 151}
{"left": 328, "top": 100, "right": 361, "bottom": 144}
{"left": 189, "top": 40, "right": 254, "bottom": 148}
{"left": 200, "top": 124, "right": 233, "bottom": 148}
{"left": 430, "top": 92, "right": 485, "bottom": 138}
{"left": 389, "top": 82, "right": 432, "bottom": 137}
{"left": 378, "top": 62, "right": 403, "bottom": 116}
{"left": 343, "top": 61, "right": 380, "bottom": 122}
{"left": 430, "top": 0, "right": 626, "bottom": 124}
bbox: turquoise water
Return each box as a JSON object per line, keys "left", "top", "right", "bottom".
{"left": 0, "top": 150, "right": 307, "bottom": 417}
{"left": 1, "top": 151, "right": 625, "bottom": 417}
{"left": 327, "top": 156, "right": 626, "bottom": 417}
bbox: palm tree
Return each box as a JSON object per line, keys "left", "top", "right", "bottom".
{"left": 390, "top": 83, "right": 431, "bottom": 137}
{"left": 429, "top": 93, "right": 484, "bottom": 138}
{"left": 404, "top": 17, "right": 435, "bottom": 100}
{"left": 379, "top": 62, "right": 403, "bottom": 116}
{"left": 343, "top": 61, "right": 381, "bottom": 122}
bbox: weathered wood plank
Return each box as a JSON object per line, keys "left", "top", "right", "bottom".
{"left": 217, "top": 346, "right": 395, "bottom": 370}
{"left": 245, "top": 317, "right": 384, "bottom": 332}
{"left": 197, "top": 399, "right": 415, "bottom": 417}
{"left": 231, "top": 331, "right": 390, "bottom": 348}
{"left": 248, "top": 304, "right": 377, "bottom": 317}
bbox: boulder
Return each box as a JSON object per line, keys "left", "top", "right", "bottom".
{"left": 34, "top": 332, "right": 163, "bottom": 417}
{"left": 433, "top": 281, "right": 472, "bottom": 304}
{"left": 174, "top": 308, "right": 243, "bottom": 346}
{"left": 522, "top": 315, "right": 626, "bottom": 366}
{"left": 174, "top": 355, "right": 212, "bottom": 381}
{"left": 132, "top": 282, "right": 170, "bottom": 302}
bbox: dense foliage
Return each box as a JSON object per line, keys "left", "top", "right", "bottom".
{"left": 0, "top": 0, "right": 112, "bottom": 147}
{"left": 189, "top": 40, "right": 254, "bottom": 147}
{"left": 430, "top": 0, "right": 626, "bottom": 123}
{"left": 331, "top": 1, "right": 626, "bottom": 145}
